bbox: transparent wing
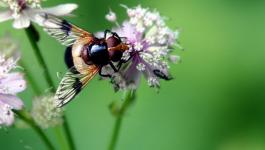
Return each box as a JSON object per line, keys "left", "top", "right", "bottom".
{"left": 37, "top": 13, "right": 93, "bottom": 46}
{"left": 55, "top": 65, "right": 99, "bottom": 107}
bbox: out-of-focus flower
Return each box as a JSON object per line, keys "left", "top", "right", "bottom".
{"left": 0, "top": 0, "right": 78, "bottom": 29}
{"left": 31, "top": 94, "right": 64, "bottom": 129}
{"left": 0, "top": 34, "right": 19, "bottom": 57}
{"left": 0, "top": 36, "right": 26, "bottom": 126}
{"left": 103, "top": 5, "right": 181, "bottom": 90}
{"left": 105, "top": 9, "right": 117, "bottom": 22}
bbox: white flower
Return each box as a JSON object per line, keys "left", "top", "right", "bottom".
{"left": 31, "top": 94, "right": 64, "bottom": 129}
{"left": 0, "top": 34, "right": 19, "bottom": 58}
{"left": 169, "top": 55, "right": 181, "bottom": 64}
{"left": 105, "top": 9, "right": 117, "bottom": 22}
{"left": 0, "top": 36, "right": 26, "bottom": 126}
{"left": 0, "top": 0, "right": 78, "bottom": 29}
{"left": 104, "top": 5, "right": 181, "bottom": 90}
{"left": 136, "top": 63, "right": 145, "bottom": 71}
{"left": 134, "top": 42, "right": 143, "bottom": 51}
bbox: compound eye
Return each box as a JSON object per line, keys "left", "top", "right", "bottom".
{"left": 106, "top": 35, "right": 121, "bottom": 48}
{"left": 88, "top": 43, "right": 109, "bottom": 65}
{"left": 89, "top": 44, "right": 108, "bottom": 54}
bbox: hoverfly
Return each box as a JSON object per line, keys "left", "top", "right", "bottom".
{"left": 38, "top": 13, "right": 129, "bottom": 107}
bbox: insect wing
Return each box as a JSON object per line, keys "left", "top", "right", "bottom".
{"left": 37, "top": 13, "right": 93, "bottom": 46}
{"left": 55, "top": 66, "right": 99, "bottom": 107}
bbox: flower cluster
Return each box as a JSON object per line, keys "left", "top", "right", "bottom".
{"left": 0, "top": 0, "right": 43, "bottom": 18}
{"left": 104, "top": 5, "right": 181, "bottom": 90}
{"left": 0, "top": 0, "right": 78, "bottom": 29}
{"left": 0, "top": 36, "right": 26, "bottom": 126}
{"left": 31, "top": 94, "right": 64, "bottom": 129}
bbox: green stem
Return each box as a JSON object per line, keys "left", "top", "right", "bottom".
{"left": 15, "top": 110, "right": 55, "bottom": 150}
{"left": 25, "top": 25, "right": 55, "bottom": 91}
{"left": 20, "top": 53, "right": 67, "bottom": 150}
{"left": 53, "top": 127, "right": 69, "bottom": 150}
{"left": 25, "top": 24, "right": 76, "bottom": 150}
{"left": 19, "top": 60, "right": 41, "bottom": 95}
{"left": 108, "top": 90, "right": 135, "bottom": 150}
{"left": 62, "top": 115, "right": 76, "bottom": 150}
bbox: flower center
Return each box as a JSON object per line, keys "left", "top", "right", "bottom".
{"left": 17, "top": 0, "right": 26, "bottom": 9}
{"left": 0, "top": 0, "right": 42, "bottom": 18}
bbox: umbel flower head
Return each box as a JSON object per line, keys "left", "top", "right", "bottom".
{"left": 0, "top": 0, "right": 78, "bottom": 29}
{"left": 103, "top": 5, "right": 181, "bottom": 90}
{"left": 0, "top": 36, "right": 26, "bottom": 126}
{"left": 31, "top": 94, "right": 64, "bottom": 129}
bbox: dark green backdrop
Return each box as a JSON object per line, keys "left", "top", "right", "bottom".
{"left": 1, "top": 0, "right": 265, "bottom": 150}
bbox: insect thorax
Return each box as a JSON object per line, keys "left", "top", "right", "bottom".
{"left": 86, "top": 42, "right": 109, "bottom": 66}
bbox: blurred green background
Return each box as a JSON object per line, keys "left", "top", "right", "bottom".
{"left": 1, "top": 0, "right": 265, "bottom": 150}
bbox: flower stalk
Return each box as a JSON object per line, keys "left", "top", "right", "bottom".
{"left": 25, "top": 24, "right": 55, "bottom": 91}
{"left": 25, "top": 24, "right": 76, "bottom": 150}
{"left": 19, "top": 60, "right": 42, "bottom": 95}
{"left": 108, "top": 90, "right": 135, "bottom": 150}
{"left": 14, "top": 110, "right": 55, "bottom": 150}
{"left": 53, "top": 126, "right": 69, "bottom": 150}
{"left": 62, "top": 115, "right": 76, "bottom": 150}
{"left": 21, "top": 62, "right": 70, "bottom": 150}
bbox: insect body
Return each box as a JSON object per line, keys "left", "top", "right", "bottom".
{"left": 38, "top": 14, "right": 129, "bottom": 107}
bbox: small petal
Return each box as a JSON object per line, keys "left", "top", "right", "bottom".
{"left": 123, "top": 60, "right": 141, "bottom": 87}
{"left": 0, "top": 101, "right": 14, "bottom": 126}
{"left": 0, "top": 94, "right": 23, "bottom": 110}
{"left": 115, "top": 21, "right": 139, "bottom": 42}
{"left": 169, "top": 55, "right": 181, "bottom": 64}
{"left": 12, "top": 14, "right": 30, "bottom": 29}
{"left": 134, "top": 42, "right": 143, "bottom": 51}
{"left": 33, "top": 13, "right": 61, "bottom": 28}
{"left": 0, "top": 10, "right": 12, "bottom": 22}
{"left": 105, "top": 10, "right": 117, "bottom": 22}
{"left": 42, "top": 3, "right": 78, "bottom": 16}
{"left": 136, "top": 63, "right": 145, "bottom": 71}
{"left": 0, "top": 73, "right": 26, "bottom": 94}
{"left": 147, "top": 77, "right": 160, "bottom": 87}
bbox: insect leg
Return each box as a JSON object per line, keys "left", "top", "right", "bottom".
{"left": 109, "top": 62, "right": 118, "bottom": 72}
{"left": 99, "top": 62, "right": 120, "bottom": 77}
{"left": 104, "top": 29, "right": 112, "bottom": 39}
{"left": 99, "top": 67, "right": 111, "bottom": 78}
{"left": 153, "top": 69, "right": 173, "bottom": 80}
{"left": 117, "top": 52, "right": 135, "bottom": 70}
{"left": 111, "top": 32, "right": 121, "bottom": 41}
{"left": 104, "top": 29, "right": 122, "bottom": 41}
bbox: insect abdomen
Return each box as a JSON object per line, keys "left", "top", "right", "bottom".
{"left": 65, "top": 45, "right": 74, "bottom": 68}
